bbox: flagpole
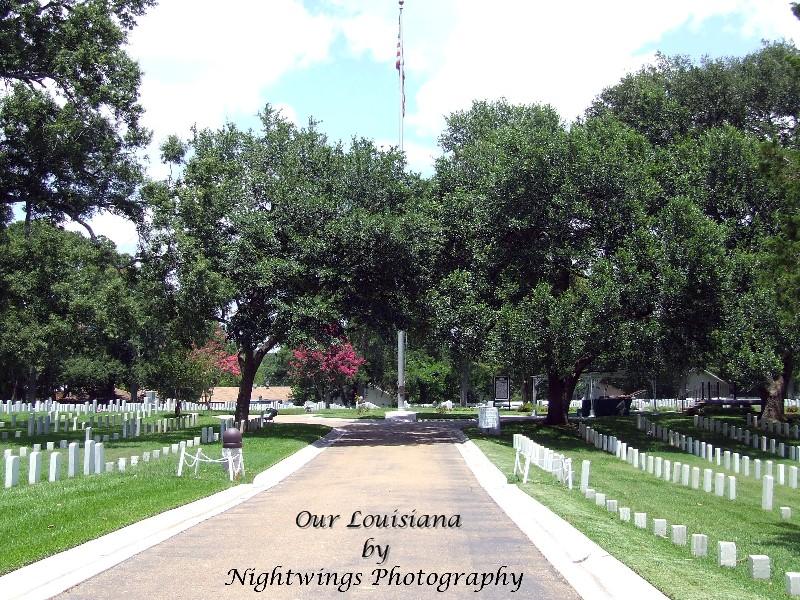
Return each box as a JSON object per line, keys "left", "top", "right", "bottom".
{"left": 396, "top": 0, "right": 406, "bottom": 410}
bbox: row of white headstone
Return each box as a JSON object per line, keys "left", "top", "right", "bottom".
{"left": 0, "top": 397, "right": 215, "bottom": 417}
{"left": 690, "top": 413, "right": 800, "bottom": 455}
{"left": 0, "top": 412, "right": 200, "bottom": 445}
{"left": 584, "top": 424, "right": 794, "bottom": 515}
{"left": 629, "top": 398, "right": 698, "bottom": 412}
{"left": 3, "top": 426, "right": 220, "bottom": 489}
{"left": 580, "top": 424, "right": 739, "bottom": 501}
{"left": 0, "top": 399, "right": 165, "bottom": 415}
{"left": 578, "top": 454, "right": 800, "bottom": 594}
{"left": 746, "top": 412, "right": 800, "bottom": 440}
{"left": 637, "top": 415, "right": 800, "bottom": 485}
{"left": 581, "top": 483, "right": 799, "bottom": 591}
{"left": 512, "top": 433, "right": 573, "bottom": 489}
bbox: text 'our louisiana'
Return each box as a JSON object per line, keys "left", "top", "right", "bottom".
{"left": 295, "top": 509, "right": 463, "bottom": 529}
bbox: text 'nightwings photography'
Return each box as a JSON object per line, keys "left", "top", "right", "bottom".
{"left": 224, "top": 565, "right": 525, "bottom": 593}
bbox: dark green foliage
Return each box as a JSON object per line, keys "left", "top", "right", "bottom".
{"left": 0, "top": 221, "right": 137, "bottom": 399}
{"left": 0, "top": 0, "right": 153, "bottom": 227}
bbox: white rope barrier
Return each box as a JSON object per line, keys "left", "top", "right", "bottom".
{"left": 177, "top": 446, "right": 244, "bottom": 481}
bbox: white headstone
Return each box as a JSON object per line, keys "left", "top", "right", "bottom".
{"left": 634, "top": 512, "right": 647, "bottom": 529}
{"left": 68, "top": 442, "right": 78, "bottom": 477}
{"left": 83, "top": 440, "right": 95, "bottom": 476}
{"left": 787, "top": 572, "right": 800, "bottom": 596}
{"left": 691, "top": 534, "right": 708, "bottom": 557}
{"left": 49, "top": 452, "right": 61, "bottom": 482}
{"left": 580, "top": 460, "right": 591, "bottom": 492}
{"left": 4, "top": 455, "right": 19, "bottom": 488}
{"left": 727, "top": 476, "right": 736, "bottom": 500}
{"left": 714, "top": 472, "right": 725, "bottom": 496}
{"left": 671, "top": 525, "right": 687, "bottom": 546}
{"left": 718, "top": 541, "right": 736, "bottom": 567}
{"left": 653, "top": 518, "right": 667, "bottom": 537}
{"left": 762, "top": 475, "right": 774, "bottom": 510}
{"left": 748, "top": 555, "right": 770, "bottom": 579}
{"left": 703, "top": 469, "right": 713, "bottom": 493}
{"left": 691, "top": 467, "right": 700, "bottom": 490}
{"left": 28, "top": 451, "right": 41, "bottom": 484}
{"left": 94, "top": 443, "right": 105, "bottom": 474}
{"left": 619, "top": 507, "right": 631, "bottom": 522}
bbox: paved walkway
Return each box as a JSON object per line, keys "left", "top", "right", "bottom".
{"left": 57, "top": 421, "right": 579, "bottom": 599}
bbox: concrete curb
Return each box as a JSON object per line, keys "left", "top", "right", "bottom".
{"left": 455, "top": 438, "right": 669, "bottom": 600}
{"left": 0, "top": 428, "right": 342, "bottom": 600}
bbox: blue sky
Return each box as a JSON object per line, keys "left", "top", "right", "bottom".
{"left": 47, "top": 0, "right": 800, "bottom": 251}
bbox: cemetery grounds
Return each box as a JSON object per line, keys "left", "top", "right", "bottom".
{"left": 470, "top": 410, "right": 800, "bottom": 600}
{"left": 0, "top": 408, "right": 330, "bottom": 575}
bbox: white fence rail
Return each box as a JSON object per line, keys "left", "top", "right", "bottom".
{"left": 512, "top": 433, "right": 573, "bottom": 489}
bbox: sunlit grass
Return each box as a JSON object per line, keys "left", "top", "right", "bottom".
{"left": 469, "top": 417, "right": 800, "bottom": 600}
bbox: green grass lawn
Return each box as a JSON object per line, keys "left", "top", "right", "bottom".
{"left": 0, "top": 421, "right": 330, "bottom": 575}
{"left": 469, "top": 418, "right": 800, "bottom": 600}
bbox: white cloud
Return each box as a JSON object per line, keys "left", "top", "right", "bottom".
{"left": 117, "top": 0, "right": 800, "bottom": 187}
{"left": 273, "top": 102, "right": 300, "bottom": 126}
{"left": 377, "top": 138, "right": 440, "bottom": 176}
{"left": 407, "top": 0, "right": 800, "bottom": 138}
{"left": 64, "top": 212, "right": 139, "bottom": 255}
{"left": 127, "top": 0, "right": 338, "bottom": 140}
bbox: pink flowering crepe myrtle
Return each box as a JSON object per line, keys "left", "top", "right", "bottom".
{"left": 289, "top": 341, "right": 366, "bottom": 402}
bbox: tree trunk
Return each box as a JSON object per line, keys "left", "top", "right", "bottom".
{"left": 545, "top": 357, "right": 592, "bottom": 425}
{"left": 129, "top": 381, "right": 139, "bottom": 405}
{"left": 760, "top": 354, "right": 793, "bottom": 421}
{"left": 25, "top": 367, "right": 37, "bottom": 403}
{"left": 521, "top": 376, "right": 529, "bottom": 409}
{"left": 174, "top": 388, "right": 181, "bottom": 417}
{"left": 545, "top": 372, "right": 570, "bottom": 425}
{"left": 459, "top": 359, "right": 470, "bottom": 407}
{"left": 235, "top": 349, "right": 259, "bottom": 423}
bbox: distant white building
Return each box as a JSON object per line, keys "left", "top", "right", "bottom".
{"left": 678, "top": 369, "right": 731, "bottom": 400}
{"left": 362, "top": 384, "right": 393, "bottom": 407}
